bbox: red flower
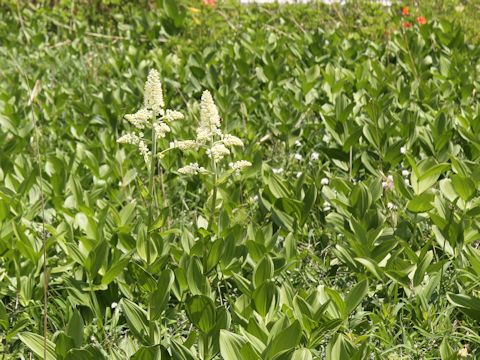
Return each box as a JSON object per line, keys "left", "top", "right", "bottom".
{"left": 402, "top": 6, "right": 409, "bottom": 16}
{"left": 403, "top": 21, "right": 412, "bottom": 28}
{"left": 203, "top": 0, "right": 216, "bottom": 6}
{"left": 416, "top": 16, "right": 427, "bottom": 25}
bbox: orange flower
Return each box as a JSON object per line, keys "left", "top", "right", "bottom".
{"left": 402, "top": 6, "right": 409, "bottom": 16}
{"left": 416, "top": 16, "right": 427, "bottom": 25}
{"left": 402, "top": 21, "right": 412, "bottom": 28}
{"left": 203, "top": 0, "right": 216, "bottom": 6}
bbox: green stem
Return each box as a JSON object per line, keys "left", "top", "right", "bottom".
{"left": 209, "top": 157, "right": 218, "bottom": 229}
{"left": 146, "top": 122, "right": 158, "bottom": 344}
{"left": 146, "top": 130, "right": 157, "bottom": 269}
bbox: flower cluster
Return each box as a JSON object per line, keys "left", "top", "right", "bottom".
{"left": 117, "top": 69, "right": 184, "bottom": 164}
{"left": 382, "top": 174, "right": 394, "bottom": 191}
{"left": 175, "top": 90, "right": 251, "bottom": 175}
{"left": 401, "top": 6, "right": 428, "bottom": 29}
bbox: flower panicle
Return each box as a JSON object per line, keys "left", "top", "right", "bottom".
{"left": 144, "top": 69, "right": 164, "bottom": 113}
{"left": 125, "top": 108, "right": 152, "bottom": 129}
{"left": 222, "top": 134, "right": 244, "bottom": 147}
{"left": 178, "top": 163, "right": 207, "bottom": 175}
{"left": 230, "top": 160, "right": 252, "bottom": 174}
{"left": 153, "top": 122, "right": 171, "bottom": 139}
{"left": 176, "top": 89, "right": 250, "bottom": 177}
{"left": 171, "top": 140, "right": 198, "bottom": 150}
{"left": 117, "top": 69, "right": 184, "bottom": 164}
{"left": 207, "top": 143, "right": 230, "bottom": 162}
{"left": 197, "top": 90, "right": 221, "bottom": 142}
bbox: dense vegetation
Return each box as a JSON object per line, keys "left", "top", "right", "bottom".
{"left": 1, "top": 1, "right": 480, "bottom": 359}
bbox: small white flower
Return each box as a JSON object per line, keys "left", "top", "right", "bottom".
{"left": 117, "top": 132, "right": 140, "bottom": 145}
{"left": 400, "top": 146, "right": 406, "bottom": 154}
{"left": 321, "top": 177, "right": 329, "bottom": 185}
{"left": 138, "top": 140, "right": 151, "bottom": 163}
{"left": 178, "top": 163, "right": 207, "bottom": 175}
{"left": 294, "top": 153, "right": 303, "bottom": 161}
{"left": 124, "top": 108, "right": 152, "bottom": 129}
{"left": 323, "top": 202, "right": 331, "bottom": 211}
{"left": 196, "top": 126, "right": 212, "bottom": 142}
{"left": 402, "top": 169, "right": 409, "bottom": 177}
{"left": 405, "top": 179, "right": 410, "bottom": 186}
{"left": 296, "top": 172, "right": 302, "bottom": 178}
{"left": 387, "top": 202, "right": 396, "bottom": 210}
{"left": 90, "top": 335, "right": 96, "bottom": 342}
{"left": 207, "top": 144, "right": 230, "bottom": 162}
{"left": 222, "top": 134, "right": 244, "bottom": 147}
{"left": 382, "top": 175, "right": 395, "bottom": 190}
{"left": 164, "top": 109, "right": 184, "bottom": 122}
{"left": 458, "top": 346, "right": 469, "bottom": 358}
{"left": 229, "top": 160, "right": 252, "bottom": 173}
{"left": 311, "top": 152, "right": 319, "bottom": 161}
{"left": 272, "top": 168, "right": 284, "bottom": 174}
{"left": 153, "top": 122, "right": 171, "bottom": 139}
{"left": 172, "top": 140, "right": 198, "bottom": 150}
{"left": 295, "top": 140, "right": 302, "bottom": 147}
{"left": 322, "top": 133, "right": 332, "bottom": 143}
{"left": 382, "top": 175, "right": 395, "bottom": 191}
{"left": 111, "top": 302, "right": 118, "bottom": 309}
{"left": 251, "top": 195, "right": 259, "bottom": 203}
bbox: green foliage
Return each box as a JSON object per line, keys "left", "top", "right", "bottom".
{"left": 1, "top": 0, "right": 480, "bottom": 359}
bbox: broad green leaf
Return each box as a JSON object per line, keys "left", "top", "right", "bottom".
{"left": 413, "top": 251, "right": 433, "bottom": 287}
{"left": 171, "top": 339, "right": 196, "bottom": 360}
{"left": 253, "top": 256, "right": 274, "bottom": 288}
{"left": 150, "top": 269, "right": 174, "bottom": 320}
{"left": 354, "top": 258, "right": 382, "bottom": 281}
{"left": 0, "top": 300, "right": 8, "bottom": 331}
{"left": 86, "top": 240, "right": 108, "bottom": 277}
{"left": 451, "top": 175, "right": 475, "bottom": 201}
{"left": 186, "top": 257, "right": 211, "bottom": 297}
{"left": 219, "top": 330, "right": 247, "bottom": 360}
{"left": 55, "top": 332, "right": 74, "bottom": 359}
{"left": 66, "top": 345, "right": 106, "bottom": 359}
{"left": 411, "top": 162, "right": 449, "bottom": 195}
{"left": 344, "top": 279, "right": 368, "bottom": 316}
{"left": 18, "top": 332, "right": 56, "bottom": 360}
{"left": 447, "top": 293, "right": 480, "bottom": 321}
{"left": 263, "top": 320, "right": 302, "bottom": 359}
{"left": 327, "top": 334, "right": 351, "bottom": 360}
{"left": 272, "top": 207, "right": 294, "bottom": 232}
{"left": 185, "top": 295, "right": 216, "bottom": 333}
{"left": 253, "top": 280, "right": 278, "bottom": 317}
{"left": 291, "top": 348, "right": 313, "bottom": 360}
{"left": 407, "top": 192, "right": 434, "bottom": 213}
{"left": 67, "top": 309, "right": 84, "bottom": 348}
{"left": 119, "top": 201, "right": 137, "bottom": 227}
{"left": 122, "top": 299, "right": 149, "bottom": 345}
{"left": 101, "top": 253, "right": 132, "bottom": 286}
{"left": 130, "top": 345, "right": 164, "bottom": 360}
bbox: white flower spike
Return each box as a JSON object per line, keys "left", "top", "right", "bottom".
{"left": 144, "top": 69, "right": 164, "bottom": 113}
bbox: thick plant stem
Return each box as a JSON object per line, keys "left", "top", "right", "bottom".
{"left": 146, "top": 121, "right": 158, "bottom": 344}
{"left": 146, "top": 129, "right": 158, "bottom": 269}
{"left": 209, "top": 156, "right": 218, "bottom": 229}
